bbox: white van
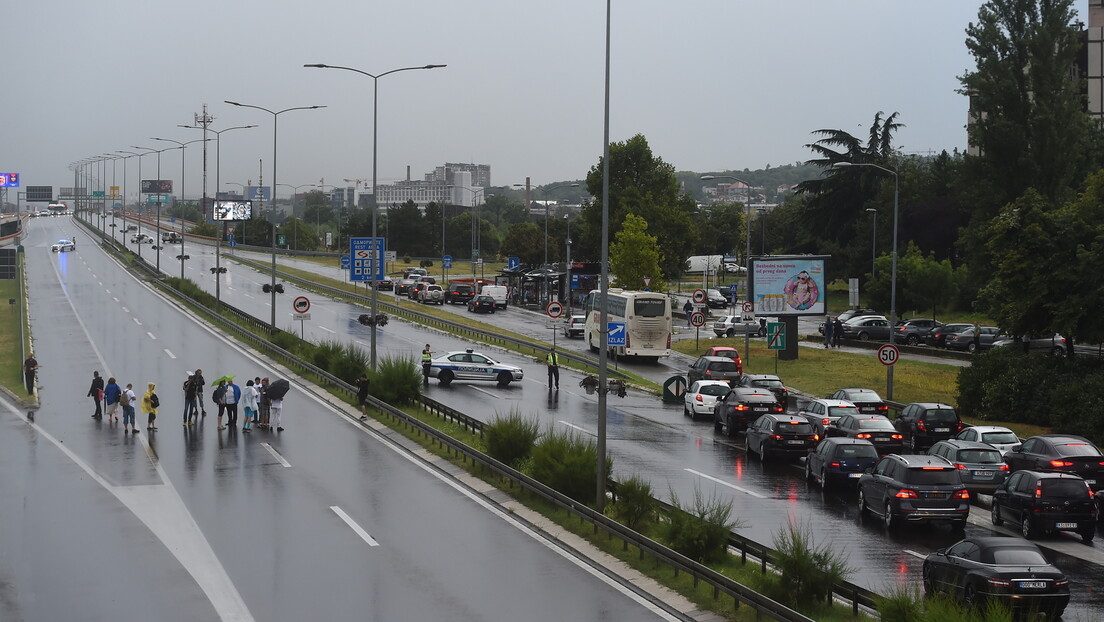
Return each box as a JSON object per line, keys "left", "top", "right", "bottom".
{"left": 480, "top": 285, "right": 508, "bottom": 309}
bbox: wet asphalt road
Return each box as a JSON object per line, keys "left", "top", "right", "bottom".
{"left": 6, "top": 217, "right": 684, "bottom": 622}
{"left": 86, "top": 219, "right": 1104, "bottom": 621}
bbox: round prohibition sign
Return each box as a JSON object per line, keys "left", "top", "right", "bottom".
{"left": 292, "top": 296, "right": 311, "bottom": 313}
{"left": 689, "top": 311, "right": 707, "bottom": 328}
{"left": 692, "top": 289, "right": 707, "bottom": 304}
{"left": 741, "top": 300, "right": 754, "bottom": 313}
{"left": 545, "top": 301, "right": 564, "bottom": 319}
{"left": 877, "top": 344, "right": 900, "bottom": 366}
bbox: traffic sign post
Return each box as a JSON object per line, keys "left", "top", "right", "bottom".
{"left": 767, "top": 322, "right": 786, "bottom": 374}
{"left": 692, "top": 289, "right": 706, "bottom": 305}
{"left": 292, "top": 296, "right": 311, "bottom": 338}
{"left": 878, "top": 344, "right": 900, "bottom": 366}
{"left": 349, "top": 237, "right": 385, "bottom": 282}
{"left": 607, "top": 322, "right": 626, "bottom": 346}
{"left": 690, "top": 311, "right": 706, "bottom": 348}
{"left": 546, "top": 301, "right": 564, "bottom": 318}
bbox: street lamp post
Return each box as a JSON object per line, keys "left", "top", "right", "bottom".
{"left": 305, "top": 62, "right": 446, "bottom": 370}
{"left": 700, "top": 173, "right": 755, "bottom": 366}
{"left": 225, "top": 101, "right": 326, "bottom": 330}
{"left": 866, "top": 207, "right": 878, "bottom": 278}
{"left": 834, "top": 161, "right": 899, "bottom": 399}
{"left": 151, "top": 137, "right": 210, "bottom": 280}
{"left": 132, "top": 145, "right": 178, "bottom": 270}
{"left": 115, "top": 151, "right": 144, "bottom": 245}
{"left": 564, "top": 214, "right": 574, "bottom": 314}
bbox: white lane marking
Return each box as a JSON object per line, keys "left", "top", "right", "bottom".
{"left": 112, "top": 296, "right": 118, "bottom": 302}
{"left": 260, "top": 443, "right": 291, "bottom": 468}
{"left": 558, "top": 420, "right": 595, "bottom": 436}
{"left": 319, "top": 326, "right": 335, "bottom": 334}
{"left": 903, "top": 549, "right": 927, "bottom": 560}
{"left": 147, "top": 332, "right": 157, "bottom": 340}
{"left": 685, "top": 468, "right": 768, "bottom": 499}
{"left": 122, "top": 306, "right": 130, "bottom": 313}
{"left": 164, "top": 349, "right": 176, "bottom": 359}
{"left": 243, "top": 293, "right": 253, "bottom": 299}
{"left": 133, "top": 317, "right": 143, "bottom": 326}
{"left": 356, "top": 340, "right": 370, "bottom": 347}
{"left": 330, "top": 506, "right": 380, "bottom": 547}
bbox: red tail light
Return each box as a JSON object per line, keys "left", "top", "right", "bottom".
{"left": 772, "top": 406, "right": 784, "bottom": 413}
{"left": 954, "top": 489, "right": 971, "bottom": 499}
{"left": 876, "top": 405, "right": 888, "bottom": 412}
{"left": 1050, "top": 460, "right": 1074, "bottom": 468}
{"left": 856, "top": 433, "right": 872, "bottom": 439}
{"left": 895, "top": 489, "right": 918, "bottom": 499}
{"left": 1035, "top": 487, "right": 1043, "bottom": 499}
{"left": 666, "top": 334, "right": 671, "bottom": 349}
{"left": 695, "top": 395, "right": 704, "bottom": 402}
{"left": 956, "top": 423, "right": 964, "bottom": 431}
{"left": 1055, "top": 578, "right": 1069, "bottom": 588}
{"left": 891, "top": 434, "right": 903, "bottom": 440}
{"left": 999, "top": 464, "right": 1010, "bottom": 471}
{"left": 813, "top": 435, "right": 820, "bottom": 442}
{"left": 987, "top": 577, "right": 1011, "bottom": 589}
{"left": 770, "top": 434, "right": 783, "bottom": 440}
{"left": 917, "top": 420, "right": 927, "bottom": 431}
{"left": 954, "top": 463, "right": 967, "bottom": 470}
{"left": 821, "top": 418, "right": 831, "bottom": 425}
{"left": 735, "top": 404, "right": 749, "bottom": 411}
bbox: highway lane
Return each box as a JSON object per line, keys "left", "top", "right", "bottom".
{"left": 12, "top": 217, "right": 685, "bottom": 622}
{"left": 96, "top": 220, "right": 1104, "bottom": 620}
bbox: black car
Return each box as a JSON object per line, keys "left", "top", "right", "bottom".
{"left": 991, "top": 471, "right": 1097, "bottom": 542}
{"left": 735, "top": 374, "right": 788, "bottom": 409}
{"left": 923, "top": 537, "right": 1069, "bottom": 618}
{"left": 395, "top": 278, "right": 417, "bottom": 296}
{"left": 713, "top": 388, "right": 784, "bottom": 437}
{"left": 825, "top": 414, "right": 904, "bottom": 455}
{"left": 925, "top": 323, "right": 973, "bottom": 348}
{"left": 444, "top": 283, "right": 475, "bottom": 304}
{"left": 945, "top": 325, "right": 1006, "bottom": 353}
{"left": 827, "top": 388, "right": 888, "bottom": 416}
{"left": 1003, "top": 434, "right": 1104, "bottom": 491}
{"left": 839, "top": 316, "right": 891, "bottom": 341}
{"left": 894, "top": 402, "right": 965, "bottom": 452}
{"left": 375, "top": 276, "right": 395, "bottom": 291}
{"left": 745, "top": 414, "right": 818, "bottom": 462}
{"left": 892, "top": 318, "right": 943, "bottom": 346}
{"left": 819, "top": 308, "right": 878, "bottom": 334}
{"left": 687, "top": 356, "right": 741, "bottom": 386}
{"left": 805, "top": 438, "right": 879, "bottom": 488}
{"left": 857, "top": 454, "right": 971, "bottom": 529}
{"left": 467, "top": 295, "right": 497, "bottom": 314}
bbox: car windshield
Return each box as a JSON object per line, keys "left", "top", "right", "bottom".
{"left": 634, "top": 298, "right": 667, "bottom": 317}
{"left": 858, "top": 418, "right": 895, "bottom": 430}
{"left": 708, "top": 361, "right": 739, "bottom": 372}
{"left": 751, "top": 379, "right": 784, "bottom": 388}
{"left": 698, "top": 384, "right": 729, "bottom": 397}
{"left": 1057, "top": 442, "right": 1103, "bottom": 457}
{"left": 985, "top": 548, "right": 1050, "bottom": 566}
{"left": 908, "top": 469, "right": 959, "bottom": 485}
{"left": 923, "top": 409, "right": 959, "bottom": 424}
{"left": 982, "top": 431, "right": 1018, "bottom": 444}
{"left": 828, "top": 406, "right": 859, "bottom": 417}
{"left": 956, "top": 449, "right": 1003, "bottom": 464}
{"left": 1041, "top": 479, "right": 1089, "bottom": 497}
{"left": 776, "top": 422, "right": 814, "bottom": 434}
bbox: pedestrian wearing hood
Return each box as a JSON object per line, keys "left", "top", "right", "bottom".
{"left": 142, "top": 382, "right": 159, "bottom": 431}
{"left": 183, "top": 372, "right": 198, "bottom": 426}
{"left": 88, "top": 371, "right": 105, "bottom": 418}
{"left": 104, "top": 377, "right": 122, "bottom": 422}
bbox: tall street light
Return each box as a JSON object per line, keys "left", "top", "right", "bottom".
{"left": 835, "top": 161, "right": 899, "bottom": 398}
{"left": 866, "top": 207, "right": 878, "bottom": 278}
{"left": 178, "top": 123, "right": 257, "bottom": 307}
{"left": 277, "top": 183, "right": 316, "bottom": 250}
{"left": 132, "top": 145, "right": 178, "bottom": 270}
{"left": 700, "top": 173, "right": 755, "bottom": 366}
{"left": 115, "top": 151, "right": 144, "bottom": 245}
{"left": 305, "top": 62, "right": 446, "bottom": 369}
{"left": 225, "top": 100, "right": 326, "bottom": 330}
{"left": 151, "top": 137, "right": 210, "bottom": 280}
{"left": 450, "top": 185, "right": 486, "bottom": 281}
{"left": 514, "top": 180, "right": 580, "bottom": 305}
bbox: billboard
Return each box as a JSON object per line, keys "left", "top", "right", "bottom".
{"left": 749, "top": 256, "right": 828, "bottom": 317}
{"left": 141, "top": 179, "right": 173, "bottom": 193}
{"left": 0, "top": 173, "right": 19, "bottom": 187}
{"left": 246, "top": 186, "right": 270, "bottom": 201}
{"left": 212, "top": 200, "right": 252, "bottom": 221}
{"left": 27, "top": 186, "right": 53, "bottom": 202}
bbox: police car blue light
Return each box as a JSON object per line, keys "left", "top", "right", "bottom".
{"left": 429, "top": 349, "right": 524, "bottom": 387}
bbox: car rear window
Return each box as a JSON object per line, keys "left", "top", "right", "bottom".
{"left": 752, "top": 379, "right": 784, "bottom": 388}
{"left": 985, "top": 548, "right": 1050, "bottom": 565}
{"left": 922, "top": 409, "right": 959, "bottom": 424}
{"left": 858, "top": 418, "right": 895, "bottom": 430}
{"left": 710, "top": 350, "right": 740, "bottom": 359}
{"left": 699, "top": 385, "right": 729, "bottom": 397}
{"left": 838, "top": 444, "right": 879, "bottom": 459}
{"left": 634, "top": 299, "right": 667, "bottom": 317}
{"left": 828, "top": 406, "right": 859, "bottom": 418}
{"left": 907, "top": 469, "right": 959, "bottom": 485}
{"left": 956, "top": 449, "right": 1003, "bottom": 464}
{"left": 981, "top": 431, "right": 1018, "bottom": 444}
{"left": 1041, "top": 479, "right": 1090, "bottom": 497}
{"left": 1056, "top": 442, "right": 1103, "bottom": 457}
{"left": 775, "top": 421, "right": 814, "bottom": 434}
{"left": 708, "top": 361, "right": 739, "bottom": 372}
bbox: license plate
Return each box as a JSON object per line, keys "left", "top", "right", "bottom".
{"left": 972, "top": 470, "right": 994, "bottom": 477}
{"left": 1085, "top": 479, "right": 1097, "bottom": 485}
{"left": 874, "top": 437, "right": 891, "bottom": 442}
{"left": 849, "top": 473, "right": 862, "bottom": 478}
{"left": 1056, "top": 522, "right": 1078, "bottom": 529}
{"left": 753, "top": 407, "right": 767, "bottom": 412}
{"left": 935, "top": 428, "right": 950, "bottom": 432}
{"left": 1018, "top": 581, "right": 1047, "bottom": 589}
{"left": 787, "top": 440, "right": 804, "bottom": 445}
{"left": 922, "top": 492, "right": 947, "bottom": 499}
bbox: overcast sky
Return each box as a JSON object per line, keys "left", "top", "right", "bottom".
{"left": 3, "top": 1, "right": 1077, "bottom": 203}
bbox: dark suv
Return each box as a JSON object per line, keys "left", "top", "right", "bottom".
{"left": 444, "top": 283, "right": 475, "bottom": 305}
{"left": 736, "top": 374, "right": 788, "bottom": 409}
{"left": 1004, "top": 435, "right": 1104, "bottom": 491}
{"left": 895, "top": 402, "right": 964, "bottom": 452}
{"left": 892, "top": 318, "right": 943, "bottom": 346}
{"left": 687, "top": 356, "right": 741, "bottom": 386}
{"left": 713, "top": 388, "right": 784, "bottom": 437}
{"left": 745, "top": 414, "right": 819, "bottom": 461}
{"left": 991, "top": 471, "right": 1097, "bottom": 542}
{"left": 928, "top": 440, "right": 1009, "bottom": 494}
{"left": 857, "top": 454, "right": 971, "bottom": 529}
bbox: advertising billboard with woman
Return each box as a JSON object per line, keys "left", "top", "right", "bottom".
{"left": 749, "top": 256, "right": 828, "bottom": 316}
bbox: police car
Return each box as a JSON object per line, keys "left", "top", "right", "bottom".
{"left": 428, "top": 349, "right": 524, "bottom": 387}
{"left": 51, "top": 239, "right": 76, "bottom": 252}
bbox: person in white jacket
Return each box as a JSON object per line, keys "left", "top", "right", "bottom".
{"left": 241, "top": 379, "right": 260, "bottom": 433}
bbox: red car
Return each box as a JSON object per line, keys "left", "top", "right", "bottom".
{"left": 703, "top": 346, "right": 742, "bottom": 374}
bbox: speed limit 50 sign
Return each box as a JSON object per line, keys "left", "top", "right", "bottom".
{"left": 877, "top": 344, "right": 900, "bottom": 366}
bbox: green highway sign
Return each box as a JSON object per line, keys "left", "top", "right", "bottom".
{"left": 767, "top": 322, "right": 786, "bottom": 350}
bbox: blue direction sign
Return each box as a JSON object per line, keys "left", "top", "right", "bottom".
{"left": 443, "top": 254, "right": 453, "bottom": 270}
{"left": 571, "top": 274, "right": 580, "bottom": 289}
{"left": 349, "top": 237, "right": 385, "bottom": 282}
{"left": 607, "top": 322, "right": 627, "bottom": 346}
{"left": 340, "top": 254, "right": 351, "bottom": 270}
{"left": 507, "top": 256, "right": 520, "bottom": 271}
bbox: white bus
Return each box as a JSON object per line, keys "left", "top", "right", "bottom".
{"left": 584, "top": 289, "right": 672, "bottom": 361}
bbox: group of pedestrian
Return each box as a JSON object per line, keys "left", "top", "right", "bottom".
{"left": 823, "top": 316, "right": 844, "bottom": 348}
{"left": 85, "top": 369, "right": 288, "bottom": 434}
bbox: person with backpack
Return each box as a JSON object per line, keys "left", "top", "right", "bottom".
{"left": 120, "top": 383, "right": 138, "bottom": 434}
{"left": 142, "top": 382, "right": 159, "bottom": 431}
{"left": 104, "top": 377, "right": 122, "bottom": 422}
{"left": 183, "top": 372, "right": 198, "bottom": 426}
{"left": 222, "top": 379, "right": 241, "bottom": 431}
{"left": 88, "top": 371, "right": 105, "bottom": 418}
{"left": 213, "top": 380, "right": 227, "bottom": 431}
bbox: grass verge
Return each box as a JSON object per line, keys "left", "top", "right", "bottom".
{"left": 0, "top": 254, "right": 28, "bottom": 397}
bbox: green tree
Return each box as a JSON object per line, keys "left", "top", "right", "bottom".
{"left": 276, "top": 218, "right": 319, "bottom": 251}
{"left": 609, "top": 214, "right": 666, "bottom": 292}
{"left": 424, "top": 202, "right": 443, "bottom": 256}
{"left": 388, "top": 200, "right": 427, "bottom": 257}
{"left": 867, "top": 242, "right": 964, "bottom": 318}
{"left": 500, "top": 222, "right": 543, "bottom": 265}
{"left": 302, "top": 190, "right": 334, "bottom": 228}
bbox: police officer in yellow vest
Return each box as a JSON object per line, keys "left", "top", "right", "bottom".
{"left": 421, "top": 344, "right": 434, "bottom": 382}
{"left": 547, "top": 347, "right": 559, "bottom": 389}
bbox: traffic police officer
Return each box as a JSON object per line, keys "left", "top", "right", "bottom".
{"left": 421, "top": 344, "right": 434, "bottom": 382}
{"left": 546, "top": 347, "right": 559, "bottom": 389}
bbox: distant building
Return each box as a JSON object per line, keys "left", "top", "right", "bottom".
{"left": 374, "top": 163, "right": 490, "bottom": 210}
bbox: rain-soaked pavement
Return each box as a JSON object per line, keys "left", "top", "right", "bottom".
{"left": 4, "top": 217, "right": 687, "bottom": 622}
{"left": 60, "top": 217, "right": 1104, "bottom": 621}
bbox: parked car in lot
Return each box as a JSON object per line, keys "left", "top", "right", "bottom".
{"left": 375, "top": 276, "right": 395, "bottom": 291}
{"left": 745, "top": 414, "right": 819, "bottom": 462}
{"left": 444, "top": 283, "right": 475, "bottom": 304}
{"left": 705, "top": 288, "right": 729, "bottom": 309}
{"left": 712, "top": 315, "right": 763, "bottom": 337}
{"left": 857, "top": 454, "right": 971, "bottom": 529}
{"left": 922, "top": 537, "right": 1070, "bottom": 618}
{"left": 467, "top": 295, "right": 497, "bottom": 314}
{"left": 819, "top": 308, "right": 878, "bottom": 334}
{"left": 827, "top": 388, "right": 888, "bottom": 415}
{"left": 945, "top": 325, "right": 1006, "bottom": 352}
{"left": 892, "top": 318, "right": 943, "bottom": 346}
{"left": 990, "top": 333, "right": 1104, "bottom": 358}
{"left": 684, "top": 380, "right": 731, "bottom": 420}
{"left": 928, "top": 440, "right": 1010, "bottom": 494}
{"left": 825, "top": 414, "right": 904, "bottom": 454}
{"left": 562, "top": 315, "right": 585, "bottom": 339}
{"left": 687, "top": 356, "right": 741, "bottom": 386}
{"left": 713, "top": 388, "right": 784, "bottom": 437}
{"left": 798, "top": 398, "right": 859, "bottom": 437}
{"left": 925, "top": 323, "right": 973, "bottom": 348}
{"left": 735, "top": 374, "right": 787, "bottom": 407}
{"left": 1003, "top": 435, "right": 1104, "bottom": 491}
{"left": 953, "top": 425, "right": 1022, "bottom": 456}
{"left": 427, "top": 349, "right": 523, "bottom": 386}
{"left": 51, "top": 239, "right": 76, "bottom": 252}
{"left": 894, "top": 402, "right": 965, "bottom": 452}
{"left": 805, "top": 438, "right": 879, "bottom": 488}
{"left": 703, "top": 346, "right": 742, "bottom": 373}
{"left": 395, "top": 278, "right": 417, "bottom": 296}
{"left": 839, "top": 315, "right": 891, "bottom": 341}
{"left": 417, "top": 284, "right": 444, "bottom": 304}
{"left": 991, "top": 471, "right": 1097, "bottom": 542}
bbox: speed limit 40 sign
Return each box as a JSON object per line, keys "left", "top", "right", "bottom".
{"left": 689, "top": 311, "right": 707, "bottom": 328}
{"left": 878, "top": 344, "right": 900, "bottom": 366}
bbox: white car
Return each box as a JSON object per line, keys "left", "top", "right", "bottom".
{"left": 563, "top": 315, "right": 585, "bottom": 338}
{"left": 428, "top": 349, "right": 524, "bottom": 387}
{"left": 51, "top": 239, "right": 76, "bottom": 252}
{"left": 953, "top": 425, "right": 1022, "bottom": 456}
{"left": 684, "top": 380, "right": 730, "bottom": 420}
{"left": 131, "top": 233, "right": 153, "bottom": 244}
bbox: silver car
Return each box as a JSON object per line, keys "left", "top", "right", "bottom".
{"left": 428, "top": 349, "right": 524, "bottom": 387}
{"left": 712, "top": 315, "right": 763, "bottom": 338}
{"left": 928, "top": 440, "right": 1009, "bottom": 494}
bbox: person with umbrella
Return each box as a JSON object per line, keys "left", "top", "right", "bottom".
{"left": 266, "top": 378, "right": 290, "bottom": 432}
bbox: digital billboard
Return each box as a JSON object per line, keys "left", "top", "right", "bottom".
{"left": 141, "top": 179, "right": 173, "bottom": 193}
{"left": 213, "top": 200, "right": 252, "bottom": 221}
{"left": 0, "top": 173, "right": 20, "bottom": 187}
{"left": 246, "top": 186, "right": 270, "bottom": 201}
{"left": 749, "top": 256, "right": 828, "bottom": 317}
